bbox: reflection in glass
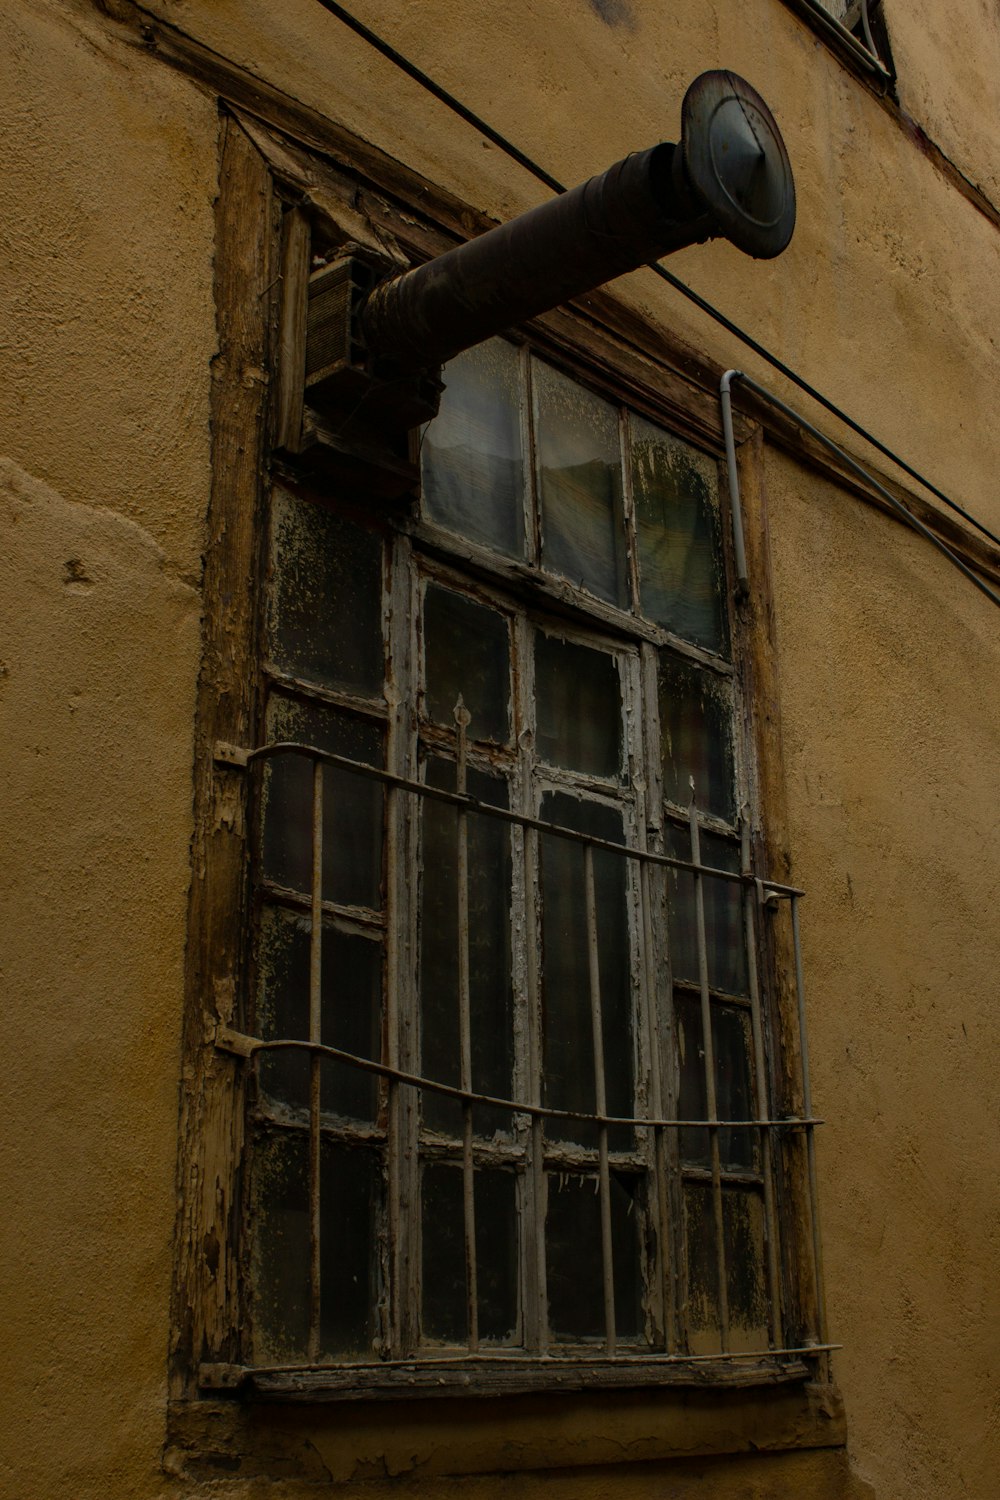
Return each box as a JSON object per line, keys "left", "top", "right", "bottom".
{"left": 424, "top": 584, "right": 510, "bottom": 744}
{"left": 683, "top": 1181, "right": 769, "bottom": 1355}
{"left": 546, "top": 1170, "right": 642, "bottom": 1341}
{"left": 422, "top": 339, "right": 525, "bottom": 558}
{"left": 252, "top": 1131, "right": 380, "bottom": 1361}
{"left": 268, "top": 488, "right": 384, "bottom": 694}
{"left": 262, "top": 693, "right": 383, "bottom": 910}
{"left": 420, "top": 760, "right": 513, "bottom": 1138}
{"left": 666, "top": 825, "right": 747, "bottom": 995}
{"left": 255, "top": 904, "right": 382, "bottom": 1123}
{"left": 540, "top": 794, "right": 631, "bottom": 1150}
{"left": 421, "top": 1165, "right": 518, "bottom": 1344}
{"left": 534, "top": 359, "right": 627, "bottom": 607}
{"left": 535, "top": 633, "right": 621, "bottom": 778}
{"left": 631, "top": 415, "right": 728, "bottom": 654}
{"left": 658, "top": 653, "right": 736, "bottom": 824}
{"left": 674, "top": 992, "right": 756, "bottom": 1169}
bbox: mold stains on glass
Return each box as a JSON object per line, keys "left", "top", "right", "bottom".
{"left": 684, "top": 1181, "right": 769, "bottom": 1355}
{"left": 533, "top": 359, "right": 628, "bottom": 608}
{"left": 630, "top": 415, "right": 729, "bottom": 655}
{"left": 267, "top": 486, "right": 384, "bottom": 695}
{"left": 252, "top": 1129, "right": 382, "bottom": 1362}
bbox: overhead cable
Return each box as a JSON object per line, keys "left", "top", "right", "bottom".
{"left": 313, "top": 0, "right": 1000, "bottom": 557}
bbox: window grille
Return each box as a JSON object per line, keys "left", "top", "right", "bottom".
{"left": 214, "top": 741, "right": 826, "bottom": 1389}
{"left": 205, "top": 336, "right": 830, "bottom": 1395}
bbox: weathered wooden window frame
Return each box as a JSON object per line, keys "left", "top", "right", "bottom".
{"left": 171, "top": 105, "right": 830, "bottom": 1417}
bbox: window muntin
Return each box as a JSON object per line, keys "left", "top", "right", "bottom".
{"left": 245, "top": 338, "right": 790, "bottom": 1376}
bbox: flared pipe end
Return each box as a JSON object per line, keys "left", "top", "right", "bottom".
{"left": 680, "top": 71, "right": 796, "bottom": 259}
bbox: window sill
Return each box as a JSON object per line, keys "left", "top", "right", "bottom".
{"left": 199, "top": 1349, "right": 825, "bottom": 1401}
{"left": 167, "top": 1374, "right": 846, "bottom": 1484}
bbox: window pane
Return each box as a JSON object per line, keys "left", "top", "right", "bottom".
{"left": 423, "top": 584, "right": 510, "bottom": 744}
{"left": 630, "top": 415, "right": 728, "bottom": 654}
{"left": 422, "top": 338, "right": 524, "bottom": 558}
{"left": 684, "top": 1181, "right": 769, "bottom": 1355}
{"left": 255, "top": 904, "right": 382, "bottom": 1123}
{"left": 674, "top": 992, "right": 757, "bottom": 1170}
{"left": 262, "top": 693, "right": 383, "bottom": 910}
{"left": 251, "top": 1132, "right": 382, "bottom": 1362}
{"left": 546, "top": 1170, "right": 642, "bottom": 1342}
{"left": 534, "top": 359, "right": 627, "bottom": 607}
{"left": 659, "top": 654, "right": 736, "bottom": 824}
{"left": 421, "top": 1164, "right": 518, "bottom": 1345}
{"left": 540, "top": 794, "right": 631, "bottom": 1150}
{"left": 666, "top": 825, "right": 747, "bottom": 995}
{"left": 535, "top": 633, "right": 622, "bottom": 778}
{"left": 420, "top": 760, "right": 513, "bottom": 1139}
{"left": 268, "top": 487, "right": 384, "bottom": 694}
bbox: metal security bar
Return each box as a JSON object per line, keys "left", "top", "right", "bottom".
{"left": 216, "top": 738, "right": 829, "bottom": 1376}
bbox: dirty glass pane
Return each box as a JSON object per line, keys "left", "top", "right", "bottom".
{"left": 658, "top": 654, "right": 736, "bottom": 824}
{"left": 252, "top": 1131, "right": 381, "bottom": 1361}
{"left": 630, "top": 415, "right": 728, "bottom": 654}
{"left": 546, "top": 1170, "right": 642, "bottom": 1342}
{"left": 674, "top": 992, "right": 756, "bottom": 1170}
{"left": 535, "top": 633, "right": 622, "bottom": 779}
{"left": 268, "top": 487, "right": 384, "bottom": 695}
{"left": 255, "top": 903, "right": 382, "bottom": 1123}
{"left": 424, "top": 584, "right": 510, "bottom": 744}
{"left": 683, "top": 1181, "right": 768, "bottom": 1355}
{"left": 319, "top": 1143, "right": 381, "bottom": 1357}
{"left": 252, "top": 1128, "right": 310, "bottom": 1362}
{"left": 665, "top": 824, "right": 747, "bottom": 995}
{"left": 420, "top": 759, "right": 512, "bottom": 1139}
{"left": 262, "top": 692, "right": 383, "bottom": 910}
{"left": 540, "top": 793, "right": 631, "bottom": 1150}
{"left": 421, "top": 1165, "right": 518, "bottom": 1345}
{"left": 534, "top": 359, "right": 627, "bottom": 607}
{"left": 422, "top": 338, "right": 525, "bottom": 558}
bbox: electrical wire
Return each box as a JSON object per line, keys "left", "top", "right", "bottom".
{"left": 313, "top": 0, "right": 1000, "bottom": 557}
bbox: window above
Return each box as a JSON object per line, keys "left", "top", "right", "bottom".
{"left": 783, "top": 0, "right": 894, "bottom": 85}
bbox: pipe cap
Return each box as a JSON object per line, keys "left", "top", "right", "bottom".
{"left": 681, "top": 71, "right": 796, "bottom": 258}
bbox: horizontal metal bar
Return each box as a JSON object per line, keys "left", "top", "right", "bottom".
{"left": 215, "top": 739, "right": 806, "bottom": 897}
{"left": 203, "top": 1341, "right": 841, "bottom": 1383}
{"left": 219, "top": 1027, "right": 822, "bottom": 1131}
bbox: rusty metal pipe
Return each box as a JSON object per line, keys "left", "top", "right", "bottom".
{"left": 361, "top": 72, "right": 795, "bottom": 373}
{"left": 363, "top": 144, "right": 704, "bottom": 372}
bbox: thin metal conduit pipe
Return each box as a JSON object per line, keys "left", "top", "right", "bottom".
{"left": 311, "top": 0, "right": 1000, "bottom": 556}
{"left": 721, "top": 369, "right": 1000, "bottom": 610}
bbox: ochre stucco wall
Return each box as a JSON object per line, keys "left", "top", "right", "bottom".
{"left": 2, "top": 2, "right": 998, "bottom": 1498}
{"left": 0, "top": 2, "right": 215, "bottom": 1495}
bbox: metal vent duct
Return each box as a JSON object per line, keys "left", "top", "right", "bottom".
{"left": 362, "top": 71, "right": 795, "bottom": 374}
